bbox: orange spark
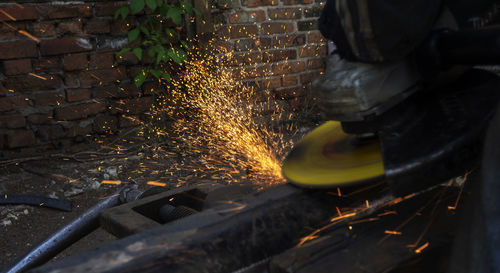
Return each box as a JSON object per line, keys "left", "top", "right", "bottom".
{"left": 17, "top": 30, "right": 40, "bottom": 43}
{"left": 0, "top": 9, "right": 16, "bottom": 21}
{"left": 365, "top": 200, "right": 370, "bottom": 208}
{"left": 29, "top": 73, "right": 47, "bottom": 80}
{"left": 147, "top": 181, "right": 167, "bottom": 187}
{"left": 384, "top": 230, "right": 402, "bottom": 235}
{"left": 414, "top": 242, "right": 429, "bottom": 254}
{"left": 101, "top": 180, "right": 121, "bottom": 185}
{"left": 349, "top": 217, "right": 380, "bottom": 225}
{"left": 330, "top": 212, "right": 356, "bottom": 222}
{"left": 337, "top": 187, "right": 341, "bottom": 197}
{"left": 377, "top": 210, "right": 397, "bottom": 217}
{"left": 336, "top": 206, "right": 342, "bottom": 216}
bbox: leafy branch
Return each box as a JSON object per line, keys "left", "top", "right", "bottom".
{"left": 115, "top": 0, "right": 201, "bottom": 87}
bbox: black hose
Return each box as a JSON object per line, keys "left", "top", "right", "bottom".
{"left": 0, "top": 194, "right": 71, "bottom": 212}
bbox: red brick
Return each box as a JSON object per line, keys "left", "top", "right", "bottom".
{"left": 119, "top": 83, "right": 141, "bottom": 97}
{"left": 37, "top": 125, "right": 66, "bottom": 140}
{"left": 228, "top": 10, "right": 266, "bottom": 24}
{"left": 58, "top": 20, "right": 83, "bottom": 35}
{"left": 110, "top": 97, "right": 153, "bottom": 114}
{"left": 7, "top": 130, "right": 36, "bottom": 148}
{"left": 261, "top": 23, "right": 294, "bottom": 35}
{"left": 40, "top": 37, "right": 93, "bottom": 56}
{"left": 263, "top": 49, "right": 297, "bottom": 62}
{"left": 229, "top": 52, "right": 263, "bottom": 66}
{"left": 112, "top": 18, "right": 135, "bottom": 34}
{"left": 64, "top": 73, "right": 79, "bottom": 88}
{"left": 0, "top": 5, "right": 38, "bottom": 21}
{"left": 34, "top": 58, "right": 61, "bottom": 73}
{"left": 66, "top": 88, "right": 91, "bottom": 102}
{"left": 35, "top": 92, "right": 64, "bottom": 107}
{"left": 271, "top": 34, "right": 306, "bottom": 48}
{"left": 268, "top": 8, "right": 301, "bottom": 20}
{"left": 299, "top": 44, "right": 328, "bottom": 58}
{"left": 93, "top": 115, "right": 118, "bottom": 133}
{"left": 308, "top": 31, "right": 326, "bottom": 43}
{"left": 37, "top": 5, "right": 92, "bottom": 19}
{"left": 274, "top": 86, "right": 305, "bottom": 99}
{"left": 0, "top": 96, "right": 28, "bottom": 111}
{"left": 55, "top": 102, "right": 106, "bottom": 120}
{"left": 227, "top": 25, "right": 259, "bottom": 39}
{"left": 272, "top": 61, "right": 306, "bottom": 75}
{"left": 119, "top": 115, "right": 142, "bottom": 127}
{"left": 67, "top": 122, "right": 92, "bottom": 137}
{"left": 94, "top": 85, "right": 119, "bottom": 98}
{"left": 95, "top": 2, "right": 128, "bottom": 16}
{"left": 79, "top": 67, "right": 127, "bottom": 86}
{"left": 234, "top": 37, "right": 272, "bottom": 52}
{"left": 282, "top": 75, "right": 298, "bottom": 87}
{"left": 89, "top": 53, "right": 114, "bottom": 69}
{"left": 116, "top": 51, "right": 139, "bottom": 65}
{"left": 283, "top": 0, "right": 312, "bottom": 4}
{"left": 4, "top": 75, "right": 62, "bottom": 92}
{"left": 32, "top": 21, "right": 56, "bottom": 38}
{"left": 300, "top": 71, "right": 323, "bottom": 83}
{"left": 307, "top": 58, "right": 326, "bottom": 69}
{"left": 0, "top": 41, "right": 37, "bottom": 60}
{"left": 27, "top": 113, "right": 53, "bottom": 124}
{"left": 86, "top": 20, "right": 111, "bottom": 34}
{"left": 245, "top": 0, "right": 278, "bottom": 7}
{"left": 0, "top": 22, "right": 23, "bottom": 41}
{"left": 263, "top": 77, "right": 281, "bottom": 89}
{"left": 0, "top": 114, "right": 25, "bottom": 128}
{"left": 64, "top": 54, "right": 88, "bottom": 71}
{"left": 3, "top": 59, "right": 32, "bottom": 76}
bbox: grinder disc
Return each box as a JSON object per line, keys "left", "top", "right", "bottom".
{"left": 283, "top": 121, "right": 385, "bottom": 188}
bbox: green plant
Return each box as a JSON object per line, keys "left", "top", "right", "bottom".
{"left": 115, "top": 0, "right": 200, "bottom": 87}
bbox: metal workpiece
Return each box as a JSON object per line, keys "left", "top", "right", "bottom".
{"left": 0, "top": 194, "right": 71, "bottom": 212}
{"left": 2, "top": 187, "right": 128, "bottom": 273}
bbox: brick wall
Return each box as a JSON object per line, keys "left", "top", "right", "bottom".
{"left": 0, "top": 1, "right": 155, "bottom": 153}
{"left": 211, "top": 0, "right": 327, "bottom": 109}
{"left": 0, "top": 0, "right": 327, "bottom": 154}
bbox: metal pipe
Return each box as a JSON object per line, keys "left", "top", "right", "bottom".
{"left": 2, "top": 187, "right": 127, "bottom": 273}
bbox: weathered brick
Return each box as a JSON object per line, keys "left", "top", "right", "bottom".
{"left": 34, "top": 58, "right": 61, "bottom": 73}
{"left": 58, "top": 20, "right": 83, "bottom": 35}
{"left": 297, "top": 20, "right": 318, "bottom": 31}
{"left": 304, "top": 6, "right": 323, "bottom": 17}
{"left": 228, "top": 10, "right": 266, "bottom": 24}
{"left": 282, "top": 75, "right": 298, "bottom": 87}
{"left": 0, "top": 114, "right": 26, "bottom": 128}
{"left": 3, "top": 59, "right": 32, "bottom": 76}
{"left": 27, "top": 113, "right": 53, "bottom": 124}
{"left": 79, "top": 67, "right": 127, "bottom": 86}
{"left": 0, "top": 96, "right": 28, "bottom": 112}
{"left": 232, "top": 65, "right": 271, "bottom": 80}
{"left": 110, "top": 97, "right": 153, "bottom": 114}
{"left": 308, "top": 31, "right": 327, "bottom": 43}
{"left": 261, "top": 22, "right": 294, "bottom": 35}
{"left": 0, "top": 22, "right": 25, "bottom": 40}
{"left": 0, "top": 41, "right": 37, "bottom": 60}
{"left": 227, "top": 25, "right": 259, "bottom": 39}
{"left": 89, "top": 53, "right": 114, "bottom": 69}
{"left": 86, "top": 20, "right": 111, "bottom": 34}
{"left": 229, "top": 52, "right": 263, "bottom": 66}
{"left": 64, "top": 73, "right": 79, "bottom": 88}
{"left": 32, "top": 21, "right": 56, "bottom": 38}
{"left": 93, "top": 115, "right": 118, "bottom": 133}
{"left": 283, "top": 0, "right": 312, "bottom": 5}
{"left": 263, "top": 77, "right": 281, "bottom": 89}
{"left": 67, "top": 122, "right": 92, "bottom": 137}
{"left": 7, "top": 130, "right": 36, "bottom": 148}
{"left": 112, "top": 18, "right": 135, "bottom": 34}
{"left": 272, "top": 34, "right": 306, "bottom": 48}
{"left": 55, "top": 102, "right": 106, "bottom": 120}
{"left": 274, "top": 86, "right": 305, "bottom": 99}
{"left": 37, "top": 125, "right": 66, "bottom": 140}
{"left": 307, "top": 58, "right": 326, "bottom": 69}
{"left": 272, "top": 61, "right": 306, "bottom": 75}
{"left": 64, "top": 54, "right": 88, "bottom": 71}
{"left": 35, "top": 92, "right": 64, "bottom": 107}
{"left": 116, "top": 51, "right": 139, "bottom": 65}
{"left": 0, "top": 5, "right": 38, "bottom": 21}
{"left": 234, "top": 37, "right": 272, "bottom": 52}
{"left": 40, "top": 37, "right": 93, "bottom": 56}
{"left": 243, "top": 0, "right": 278, "bottom": 7}
{"left": 119, "top": 83, "right": 141, "bottom": 97}
{"left": 300, "top": 71, "right": 323, "bottom": 83}
{"left": 268, "top": 8, "right": 302, "bottom": 20}
{"left": 263, "top": 49, "right": 297, "bottom": 62}
{"left": 37, "top": 5, "right": 92, "bottom": 19}
{"left": 4, "top": 75, "right": 62, "bottom": 92}
{"left": 95, "top": 2, "right": 128, "bottom": 16}
{"left": 66, "top": 88, "right": 91, "bottom": 102}
{"left": 299, "top": 44, "right": 327, "bottom": 58}
{"left": 119, "top": 115, "right": 142, "bottom": 127}
{"left": 94, "top": 85, "right": 119, "bottom": 98}
{"left": 0, "top": 82, "right": 7, "bottom": 97}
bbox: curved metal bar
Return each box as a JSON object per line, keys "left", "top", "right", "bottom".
{"left": 2, "top": 187, "right": 127, "bottom": 273}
